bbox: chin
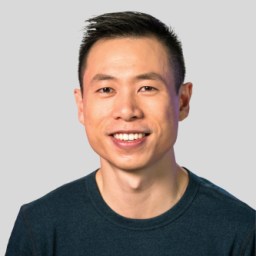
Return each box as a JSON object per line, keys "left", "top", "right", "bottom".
{"left": 101, "top": 156, "right": 157, "bottom": 173}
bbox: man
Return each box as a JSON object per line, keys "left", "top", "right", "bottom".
{"left": 6, "top": 11, "right": 255, "bottom": 255}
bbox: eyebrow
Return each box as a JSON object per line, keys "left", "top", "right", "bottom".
{"left": 91, "top": 74, "right": 116, "bottom": 82}
{"left": 135, "top": 72, "right": 167, "bottom": 85}
{"left": 91, "top": 72, "right": 167, "bottom": 85}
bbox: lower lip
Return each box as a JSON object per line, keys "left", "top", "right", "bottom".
{"left": 110, "top": 135, "right": 148, "bottom": 149}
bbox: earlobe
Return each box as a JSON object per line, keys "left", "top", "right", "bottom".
{"left": 74, "top": 88, "right": 85, "bottom": 125}
{"left": 179, "top": 82, "right": 193, "bottom": 121}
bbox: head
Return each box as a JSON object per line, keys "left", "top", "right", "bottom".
{"left": 78, "top": 11, "right": 186, "bottom": 95}
{"left": 74, "top": 12, "right": 192, "bottom": 173}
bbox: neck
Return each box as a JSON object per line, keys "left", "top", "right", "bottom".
{"left": 95, "top": 151, "right": 189, "bottom": 219}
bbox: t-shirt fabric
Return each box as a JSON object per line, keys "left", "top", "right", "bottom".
{"left": 5, "top": 169, "right": 255, "bottom": 255}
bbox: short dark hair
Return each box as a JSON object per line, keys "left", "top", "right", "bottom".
{"left": 78, "top": 11, "right": 186, "bottom": 93}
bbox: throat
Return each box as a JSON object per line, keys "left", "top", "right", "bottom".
{"left": 95, "top": 166, "right": 188, "bottom": 219}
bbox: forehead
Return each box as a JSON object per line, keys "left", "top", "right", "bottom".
{"left": 83, "top": 36, "right": 174, "bottom": 85}
{"left": 88, "top": 36, "right": 169, "bottom": 62}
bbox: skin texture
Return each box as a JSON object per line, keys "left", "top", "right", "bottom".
{"left": 74, "top": 37, "right": 192, "bottom": 218}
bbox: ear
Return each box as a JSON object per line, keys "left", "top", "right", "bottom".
{"left": 178, "top": 82, "right": 193, "bottom": 121}
{"left": 74, "top": 88, "right": 85, "bottom": 125}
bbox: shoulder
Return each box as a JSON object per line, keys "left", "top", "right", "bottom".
{"left": 20, "top": 172, "right": 95, "bottom": 224}
{"left": 6, "top": 173, "right": 97, "bottom": 255}
{"left": 190, "top": 170, "right": 255, "bottom": 217}
{"left": 193, "top": 171, "right": 255, "bottom": 213}
{"left": 187, "top": 170, "right": 255, "bottom": 253}
{"left": 189, "top": 170, "right": 255, "bottom": 237}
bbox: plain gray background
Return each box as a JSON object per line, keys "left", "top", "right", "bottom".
{"left": 1, "top": 1, "right": 255, "bottom": 254}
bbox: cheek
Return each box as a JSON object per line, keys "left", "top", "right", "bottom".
{"left": 147, "top": 98, "right": 179, "bottom": 144}
{"left": 165, "top": 94, "right": 180, "bottom": 123}
{"left": 83, "top": 100, "right": 112, "bottom": 142}
{"left": 146, "top": 95, "right": 179, "bottom": 123}
{"left": 84, "top": 98, "right": 108, "bottom": 123}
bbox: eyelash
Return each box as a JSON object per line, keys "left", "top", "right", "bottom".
{"left": 96, "top": 86, "right": 158, "bottom": 94}
{"left": 97, "top": 87, "right": 114, "bottom": 94}
{"left": 139, "top": 86, "right": 157, "bottom": 92}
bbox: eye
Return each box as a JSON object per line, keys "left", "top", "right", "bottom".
{"left": 139, "top": 86, "right": 158, "bottom": 92}
{"left": 97, "top": 87, "right": 114, "bottom": 94}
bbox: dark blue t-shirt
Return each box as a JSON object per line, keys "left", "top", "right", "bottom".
{"left": 6, "top": 169, "right": 255, "bottom": 255}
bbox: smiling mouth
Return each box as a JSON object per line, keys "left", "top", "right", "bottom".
{"left": 112, "top": 133, "right": 149, "bottom": 141}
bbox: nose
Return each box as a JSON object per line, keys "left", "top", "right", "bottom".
{"left": 112, "top": 93, "right": 144, "bottom": 121}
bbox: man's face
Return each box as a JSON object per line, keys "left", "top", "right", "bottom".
{"left": 75, "top": 37, "right": 191, "bottom": 172}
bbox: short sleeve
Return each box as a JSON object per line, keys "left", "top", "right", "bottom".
{"left": 5, "top": 207, "right": 35, "bottom": 256}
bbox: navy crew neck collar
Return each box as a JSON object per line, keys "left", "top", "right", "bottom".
{"left": 85, "top": 168, "right": 199, "bottom": 230}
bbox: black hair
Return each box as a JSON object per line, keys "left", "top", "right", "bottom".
{"left": 78, "top": 11, "right": 186, "bottom": 93}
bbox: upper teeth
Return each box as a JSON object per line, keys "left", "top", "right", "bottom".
{"left": 113, "top": 133, "right": 146, "bottom": 141}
